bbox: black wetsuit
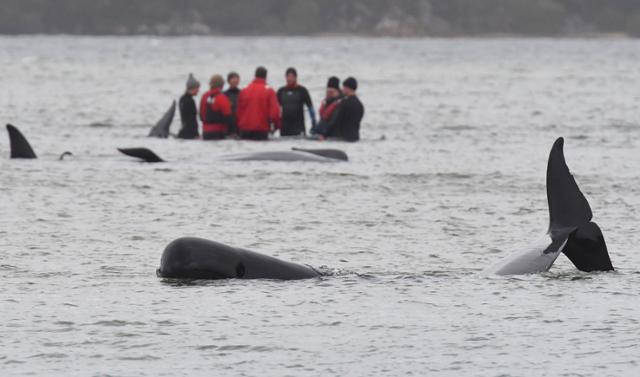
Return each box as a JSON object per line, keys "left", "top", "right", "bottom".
{"left": 178, "top": 93, "right": 199, "bottom": 139}
{"left": 277, "top": 85, "right": 313, "bottom": 136}
{"left": 323, "top": 95, "right": 364, "bottom": 142}
{"left": 224, "top": 87, "right": 240, "bottom": 135}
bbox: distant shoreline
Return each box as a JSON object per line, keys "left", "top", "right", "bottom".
{"left": 0, "top": 32, "right": 635, "bottom": 39}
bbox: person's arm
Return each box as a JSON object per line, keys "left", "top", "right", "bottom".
{"left": 321, "top": 99, "right": 344, "bottom": 138}
{"left": 276, "top": 87, "right": 284, "bottom": 106}
{"left": 198, "top": 94, "right": 207, "bottom": 123}
{"left": 269, "top": 89, "right": 281, "bottom": 132}
{"left": 303, "top": 87, "right": 316, "bottom": 133}
{"left": 187, "top": 97, "right": 198, "bottom": 119}
{"left": 220, "top": 95, "right": 233, "bottom": 128}
{"left": 236, "top": 90, "right": 246, "bottom": 129}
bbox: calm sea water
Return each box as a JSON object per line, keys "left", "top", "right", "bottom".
{"left": 1, "top": 36, "right": 640, "bottom": 376}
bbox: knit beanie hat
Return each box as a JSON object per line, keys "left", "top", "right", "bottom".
{"left": 343, "top": 77, "right": 358, "bottom": 91}
{"left": 327, "top": 76, "right": 340, "bottom": 90}
{"left": 186, "top": 73, "right": 200, "bottom": 90}
{"left": 210, "top": 74, "right": 224, "bottom": 89}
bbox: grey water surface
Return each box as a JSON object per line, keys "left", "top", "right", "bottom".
{"left": 1, "top": 36, "right": 639, "bottom": 376}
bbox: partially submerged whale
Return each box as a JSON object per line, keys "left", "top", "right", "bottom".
{"left": 488, "top": 137, "right": 614, "bottom": 275}
{"left": 148, "top": 101, "right": 176, "bottom": 138}
{"left": 6, "top": 124, "right": 73, "bottom": 160}
{"left": 221, "top": 149, "right": 347, "bottom": 162}
{"left": 157, "top": 237, "right": 320, "bottom": 280}
{"left": 6, "top": 124, "right": 37, "bottom": 159}
{"left": 117, "top": 148, "right": 165, "bottom": 163}
{"left": 118, "top": 147, "right": 348, "bottom": 163}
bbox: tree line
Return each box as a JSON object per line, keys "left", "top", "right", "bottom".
{"left": 2, "top": 0, "right": 640, "bottom": 37}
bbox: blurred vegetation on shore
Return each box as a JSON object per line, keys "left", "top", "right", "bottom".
{"left": 3, "top": 0, "right": 640, "bottom": 37}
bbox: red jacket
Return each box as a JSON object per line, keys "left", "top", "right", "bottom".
{"left": 200, "top": 88, "right": 232, "bottom": 134}
{"left": 237, "top": 78, "right": 281, "bottom": 133}
{"left": 319, "top": 98, "right": 341, "bottom": 120}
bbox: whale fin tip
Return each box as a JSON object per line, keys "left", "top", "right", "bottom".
{"left": 118, "top": 148, "right": 165, "bottom": 163}
{"left": 546, "top": 137, "right": 592, "bottom": 236}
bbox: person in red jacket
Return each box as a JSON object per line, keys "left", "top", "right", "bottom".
{"left": 236, "top": 66, "right": 281, "bottom": 141}
{"left": 199, "top": 74, "right": 232, "bottom": 140}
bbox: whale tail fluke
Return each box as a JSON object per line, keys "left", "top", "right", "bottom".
{"left": 148, "top": 101, "right": 176, "bottom": 138}
{"left": 118, "top": 148, "right": 165, "bottom": 163}
{"left": 291, "top": 147, "right": 348, "bottom": 161}
{"left": 546, "top": 137, "right": 592, "bottom": 237}
{"left": 6, "top": 124, "right": 37, "bottom": 159}
{"left": 562, "top": 222, "right": 614, "bottom": 272}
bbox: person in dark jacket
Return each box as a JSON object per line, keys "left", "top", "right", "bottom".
{"left": 177, "top": 73, "right": 200, "bottom": 139}
{"left": 277, "top": 67, "right": 316, "bottom": 137}
{"left": 199, "top": 74, "right": 233, "bottom": 140}
{"left": 224, "top": 72, "right": 241, "bottom": 137}
{"left": 310, "top": 76, "right": 342, "bottom": 136}
{"left": 320, "top": 77, "right": 364, "bottom": 142}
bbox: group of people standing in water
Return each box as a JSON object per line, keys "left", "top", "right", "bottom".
{"left": 177, "top": 66, "right": 364, "bottom": 142}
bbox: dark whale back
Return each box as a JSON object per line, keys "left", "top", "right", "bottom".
{"left": 157, "top": 237, "right": 320, "bottom": 280}
{"left": 546, "top": 137, "right": 592, "bottom": 238}
{"left": 291, "top": 148, "right": 348, "bottom": 161}
{"left": 118, "top": 148, "right": 165, "bottom": 163}
{"left": 148, "top": 101, "right": 176, "bottom": 138}
{"left": 6, "top": 124, "right": 37, "bottom": 159}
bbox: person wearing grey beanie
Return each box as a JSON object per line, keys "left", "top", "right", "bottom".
{"left": 177, "top": 73, "right": 201, "bottom": 139}
{"left": 186, "top": 73, "right": 200, "bottom": 91}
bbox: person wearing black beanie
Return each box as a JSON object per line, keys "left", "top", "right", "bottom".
{"left": 318, "top": 76, "right": 364, "bottom": 142}
{"left": 277, "top": 67, "right": 316, "bottom": 137}
{"left": 310, "top": 76, "right": 343, "bottom": 136}
{"left": 343, "top": 77, "right": 358, "bottom": 91}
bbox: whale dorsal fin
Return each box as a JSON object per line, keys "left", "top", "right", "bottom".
{"left": 148, "top": 101, "right": 176, "bottom": 138}
{"left": 291, "top": 148, "right": 348, "bottom": 161}
{"left": 6, "top": 124, "right": 37, "bottom": 159}
{"left": 546, "top": 137, "right": 592, "bottom": 237}
{"left": 118, "top": 148, "right": 165, "bottom": 163}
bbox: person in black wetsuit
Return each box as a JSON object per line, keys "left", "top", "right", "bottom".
{"left": 320, "top": 77, "right": 364, "bottom": 142}
{"left": 224, "top": 72, "right": 241, "bottom": 137}
{"left": 178, "top": 73, "right": 201, "bottom": 139}
{"left": 277, "top": 67, "right": 316, "bottom": 137}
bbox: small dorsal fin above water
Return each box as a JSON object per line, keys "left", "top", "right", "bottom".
{"left": 6, "top": 124, "right": 37, "bottom": 159}
{"left": 546, "top": 137, "right": 592, "bottom": 238}
{"left": 291, "top": 147, "right": 348, "bottom": 161}
{"left": 148, "top": 101, "right": 176, "bottom": 138}
{"left": 59, "top": 151, "right": 73, "bottom": 161}
{"left": 118, "top": 148, "right": 165, "bottom": 163}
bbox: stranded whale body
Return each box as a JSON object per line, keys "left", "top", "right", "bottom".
{"left": 488, "top": 137, "right": 614, "bottom": 275}
{"left": 117, "top": 147, "right": 348, "bottom": 163}
{"left": 6, "top": 124, "right": 37, "bottom": 159}
{"left": 157, "top": 237, "right": 321, "bottom": 280}
{"left": 148, "top": 101, "right": 176, "bottom": 138}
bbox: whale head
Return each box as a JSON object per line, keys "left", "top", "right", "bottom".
{"left": 157, "top": 237, "right": 246, "bottom": 279}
